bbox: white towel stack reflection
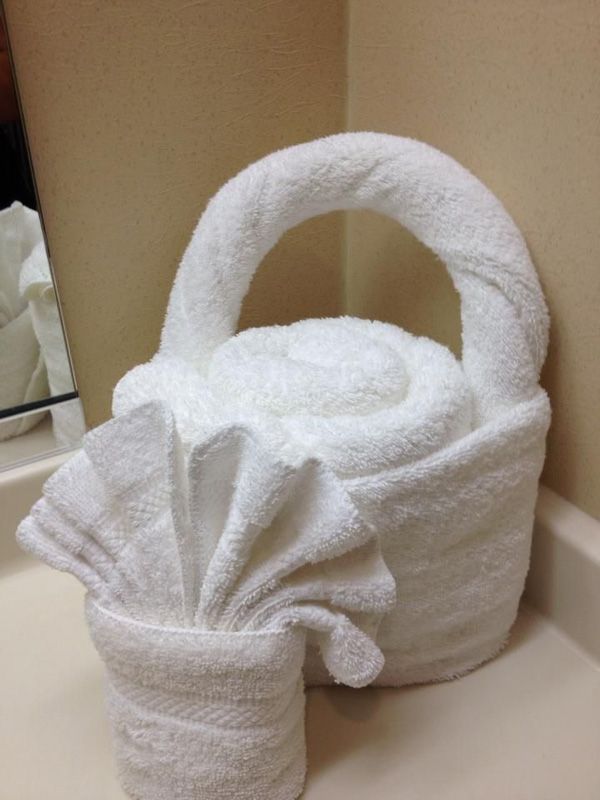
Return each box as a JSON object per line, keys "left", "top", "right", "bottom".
{"left": 0, "top": 202, "right": 48, "bottom": 439}
{"left": 0, "top": 201, "right": 85, "bottom": 444}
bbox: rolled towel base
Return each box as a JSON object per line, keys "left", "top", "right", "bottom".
{"left": 87, "top": 601, "right": 308, "bottom": 800}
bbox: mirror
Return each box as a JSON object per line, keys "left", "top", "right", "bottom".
{"left": 0, "top": 9, "right": 85, "bottom": 469}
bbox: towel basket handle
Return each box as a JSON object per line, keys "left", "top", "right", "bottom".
{"left": 160, "top": 133, "right": 548, "bottom": 417}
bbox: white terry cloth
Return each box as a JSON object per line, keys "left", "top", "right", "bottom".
{"left": 0, "top": 202, "right": 48, "bottom": 440}
{"left": 113, "top": 133, "right": 551, "bottom": 686}
{"left": 18, "top": 401, "right": 395, "bottom": 800}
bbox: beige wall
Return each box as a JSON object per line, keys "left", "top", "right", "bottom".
{"left": 347, "top": 0, "right": 600, "bottom": 519}
{"left": 5, "top": 1, "right": 599, "bottom": 518}
{"left": 3, "top": 0, "right": 347, "bottom": 426}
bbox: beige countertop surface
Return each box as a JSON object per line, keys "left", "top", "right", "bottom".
{"left": 1, "top": 563, "right": 599, "bottom": 800}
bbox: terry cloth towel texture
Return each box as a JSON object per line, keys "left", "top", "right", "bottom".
{"left": 18, "top": 401, "right": 395, "bottom": 800}
{"left": 113, "top": 132, "right": 551, "bottom": 686}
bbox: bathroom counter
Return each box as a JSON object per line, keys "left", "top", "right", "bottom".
{"left": 2, "top": 563, "right": 599, "bottom": 800}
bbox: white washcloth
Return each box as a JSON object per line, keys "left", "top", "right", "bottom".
{"left": 18, "top": 401, "right": 395, "bottom": 800}
{"left": 113, "top": 132, "right": 551, "bottom": 685}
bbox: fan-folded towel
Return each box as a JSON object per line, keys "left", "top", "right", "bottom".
{"left": 18, "top": 401, "right": 395, "bottom": 800}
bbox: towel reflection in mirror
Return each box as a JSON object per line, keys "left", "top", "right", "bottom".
{"left": 0, "top": 201, "right": 84, "bottom": 443}
{"left": 0, "top": 14, "right": 84, "bottom": 452}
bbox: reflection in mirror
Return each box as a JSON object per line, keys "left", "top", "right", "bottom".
{"left": 0, "top": 9, "right": 85, "bottom": 468}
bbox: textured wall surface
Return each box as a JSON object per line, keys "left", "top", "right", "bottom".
{"left": 347, "top": 0, "right": 600, "bottom": 519}
{"left": 4, "top": 0, "right": 346, "bottom": 426}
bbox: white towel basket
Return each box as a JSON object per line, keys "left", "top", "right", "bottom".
{"left": 116, "top": 132, "right": 551, "bottom": 685}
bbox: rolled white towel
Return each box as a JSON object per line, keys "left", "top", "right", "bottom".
{"left": 87, "top": 601, "right": 308, "bottom": 800}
